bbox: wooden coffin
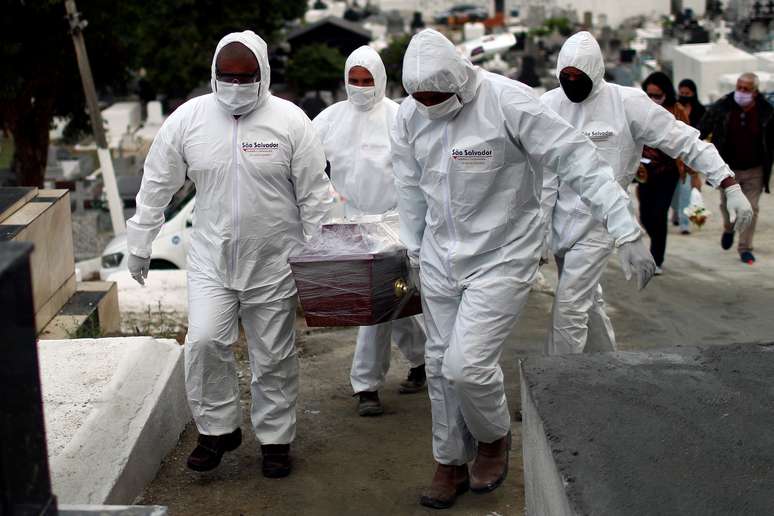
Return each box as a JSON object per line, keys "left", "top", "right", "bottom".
{"left": 289, "top": 224, "right": 421, "bottom": 327}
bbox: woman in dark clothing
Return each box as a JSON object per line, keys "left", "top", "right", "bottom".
{"left": 669, "top": 79, "right": 707, "bottom": 231}
{"left": 677, "top": 79, "right": 706, "bottom": 128}
{"left": 637, "top": 72, "right": 691, "bottom": 273}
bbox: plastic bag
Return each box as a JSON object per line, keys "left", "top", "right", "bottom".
{"left": 289, "top": 215, "right": 421, "bottom": 327}
{"left": 683, "top": 187, "right": 710, "bottom": 227}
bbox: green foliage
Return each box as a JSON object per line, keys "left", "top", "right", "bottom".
{"left": 380, "top": 34, "right": 412, "bottom": 92}
{"left": 122, "top": 0, "right": 307, "bottom": 99}
{"left": 0, "top": 0, "right": 307, "bottom": 185}
{"left": 285, "top": 44, "right": 346, "bottom": 94}
{"left": 528, "top": 17, "right": 573, "bottom": 38}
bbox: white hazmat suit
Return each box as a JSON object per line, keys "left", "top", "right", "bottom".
{"left": 312, "top": 46, "right": 425, "bottom": 394}
{"left": 392, "top": 29, "right": 644, "bottom": 465}
{"left": 541, "top": 32, "right": 737, "bottom": 355}
{"left": 127, "top": 31, "right": 333, "bottom": 444}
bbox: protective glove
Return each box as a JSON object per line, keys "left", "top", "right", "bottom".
{"left": 128, "top": 254, "right": 150, "bottom": 286}
{"left": 539, "top": 233, "right": 551, "bottom": 266}
{"left": 724, "top": 184, "right": 753, "bottom": 233}
{"left": 407, "top": 254, "right": 421, "bottom": 295}
{"left": 618, "top": 237, "right": 656, "bottom": 291}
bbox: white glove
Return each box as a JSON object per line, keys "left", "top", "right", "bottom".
{"left": 540, "top": 233, "right": 551, "bottom": 266}
{"left": 409, "top": 265, "right": 421, "bottom": 295}
{"left": 407, "top": 253, "right": 421, "bottom": 295}
{"left": 618, "top": 237, "right": 656, "bottom": 290}
{"left": 128, "top": 254, "right": 150, "bottom": 286}
{"left": 724, "top": 184, "right": 753, "bottom": 233}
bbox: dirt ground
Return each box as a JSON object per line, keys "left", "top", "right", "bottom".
{"left": 139, "top": 188, "right": 774, "bottom": 515}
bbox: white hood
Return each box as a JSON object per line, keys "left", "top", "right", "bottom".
{"left": 402, "top": 29, "right": 479, "bottom": 104}
{"left": 210, "top": 30, "right": 271, "bottom": 109}
{"left": 344, "top": 46, "right": 386, "bottom": 110}
{"left": 556, "top": 31, "right": 606, "bottom": 97}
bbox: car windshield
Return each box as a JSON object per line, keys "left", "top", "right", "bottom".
{"left": 164, "top": 180, "right": 196, "bottom": 220}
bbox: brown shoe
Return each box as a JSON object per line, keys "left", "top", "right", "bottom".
{"left": 470, "top": 431, "right": 511, "bottom": 493}
{"left": 398, "top": 364, "right": 426, "bottom": 394}
{"left": 419, "top": 463, "right": 469, "bottom": 509}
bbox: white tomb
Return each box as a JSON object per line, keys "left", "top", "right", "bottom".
{"left": 40, "top": 337, "right": 190, "bottom": 505}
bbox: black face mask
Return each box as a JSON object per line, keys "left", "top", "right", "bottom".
{"left": 678, "top": 95, "right": 694, "bottom": 105}
{"left": 559, "top": 71, "right": 593, "bottom": 103}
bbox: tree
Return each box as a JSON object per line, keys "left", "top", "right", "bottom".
{"left": 121, "top": 0, "right": 307, "bottom": 100}
{"left": 0, "top": 0, "right": 307, "bottom": 187}
{"left": 0, "top": 1, "right": 129, "bottom": 186}
{"left": 380, "top": 34, "right": 412, "bottom": 98}
{"left": 285, "top": 44, "right": 346, "bottom": 95}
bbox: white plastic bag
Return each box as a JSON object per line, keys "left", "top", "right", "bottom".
{"left": 683, "top": 187, "right": 710, "bottom": 227}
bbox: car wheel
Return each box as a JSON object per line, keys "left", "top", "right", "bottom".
{"left": 149, "top": 259, "right": 179, "bottom": 270}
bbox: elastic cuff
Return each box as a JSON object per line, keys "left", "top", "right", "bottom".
{"left": 614, "top": 228, "right": 642, "bottom": 247}
{"left": 128, "top": 246, "right": 151, "bottom": 259}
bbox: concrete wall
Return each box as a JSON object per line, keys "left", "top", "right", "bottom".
{"left": 520, "top": 344, "right": 774, "bottom": 516}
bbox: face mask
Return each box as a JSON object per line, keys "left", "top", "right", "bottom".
{"left": 214, "top": 80, "right": 261, "bottom": 115}
{"left": 347, "top": 84, "right": 377, "bottom": 110}
{"left": 734, "top": 90, "right": 754, "bottom": 107}
{"left": 414, "top": 94, "right": 462, "bottom": 120}
{"left": 559, "top": 72, "right": 593, "bottom": 103}
{"left": 678, "top": 95, "right": 693, "bottom": 105}
{"left": 650, "top": 95, "right": 665, "bottom": 106}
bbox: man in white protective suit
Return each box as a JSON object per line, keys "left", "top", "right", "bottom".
{"left": 126, "top": 31, "right": 333, "bottom": 478}
{"left": 391, "top": 29, "right": 655, "bottom": 509}
{"left": 312, "top": 46, "right": 427, "bottom": 417}
{"left": 540, "top": 32, "right": 754, "bottom": 356}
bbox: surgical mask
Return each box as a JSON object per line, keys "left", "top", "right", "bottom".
{"left": 559, "top": 72, "right": 593, "bottom": 103}
{"left": 678, "top": 95, "right": 693, "bottom": 105}
{"left": 214, "top": 80, "right": 261, "bottom": 115}
{"left": 734, "top": 90, "right": 754, "bottom": 108}
{"left": 414, "top": 95, "right": 462, "bottom": 120}
{"left": 347, "top": 84, "right": 377, "bottom": 110}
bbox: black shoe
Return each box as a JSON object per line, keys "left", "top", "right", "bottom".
{"left": 261, "top": 444, "right": 292, "bottom": 478}
{"left": 399, "top": 364, "right": 427, "bottom": 394}
{"left": 740, "top": 251, "right": 756, "bottom": 264}
{"left": 357, "top": 391, "right": 384, "bottom": 416}
{"left": 187, "top": 428, "right": 242, "bottom": 472}
{"left": 721, "top": 232, "right": 734, "bottom": 250}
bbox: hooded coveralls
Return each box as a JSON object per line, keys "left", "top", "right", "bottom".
{"left": 541, "top": 32, "right": 734, "bottom": 355}
{"left": 312, "top": 46, "right": 425, "bottom": 394}
{"left": 391, "top": 29, "right": 642, "bottom": 465}
{"left": 127, "top": 31, "right": 333, "bottom": 444}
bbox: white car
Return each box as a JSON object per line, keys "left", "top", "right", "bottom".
{"left": 100, "top": 182, "right": 195, "bottom": 280}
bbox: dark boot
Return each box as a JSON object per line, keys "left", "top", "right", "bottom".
{"left": 357, "top": 391, "right": 384, "bottom": 416}
{"left": 419, "top": 463, "right": 470, "bottom": 509}
{"left": 470, "top": 432, "right": 511, "bottom": 493}
{"left": 186, "top": 427, "right": 242, "bottom": 472}
{"left": 261, "top": 444, "right": 292, "bottom": 478}
{"left": 399, "top": 364, "right": 426, "bottom": 394}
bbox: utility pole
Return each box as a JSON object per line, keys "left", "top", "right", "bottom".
{"left": 64, "top": 0, "right": 125, "bottom": 235}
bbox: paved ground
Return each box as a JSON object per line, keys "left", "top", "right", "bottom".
{"left": 139, "top": 187, "right": 773, "bottom": 515}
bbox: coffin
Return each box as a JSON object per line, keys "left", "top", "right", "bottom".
{"left": 289, "top": 223, "right": 422, "bottom": 327}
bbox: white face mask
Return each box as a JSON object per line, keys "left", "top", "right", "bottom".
{"left": 214, "top": 80, "right": 261, "bottom": 115}
{"left": 734, "top": 90, "right": 754, "bottom": 107}
{"left": 347, "top": 84, "right": 377, "bottom": 110}
{"left": 414, "top": 94, "right": 462, "bottom": 120}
